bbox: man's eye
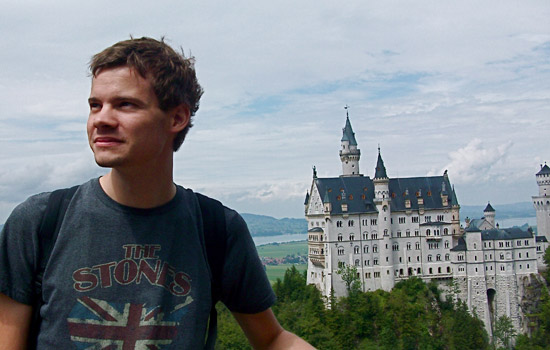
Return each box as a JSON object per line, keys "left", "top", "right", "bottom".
{"left": 89, "top": 103, "right": 101, "bottom": 110}
{"left": 120, "top": 101, "right": 135, "bottom": 108}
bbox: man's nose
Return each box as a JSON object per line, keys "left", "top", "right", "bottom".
{"left": 92, "top": 105, "right": 118, "bottom": 128}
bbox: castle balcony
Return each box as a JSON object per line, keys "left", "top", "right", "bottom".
{"left": 426, "top": 236, "right": 442, "bottom": 241}
{"left": 309, "top": 256, "right": 325, "bottom": 268}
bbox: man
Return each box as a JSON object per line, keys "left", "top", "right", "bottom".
{"left": 0, "top": 37, "right": 314, "bottom": 349}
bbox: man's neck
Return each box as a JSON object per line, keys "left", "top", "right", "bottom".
{"left": 99, "top": 167, "right": 176, "bottom": 209}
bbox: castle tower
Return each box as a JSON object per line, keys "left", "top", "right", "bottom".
{"left": 373, "top": 148, "right": 394, "bottom": 290}
{"left": 484, "top": 202, "right": 496, "bottom": 228}
{"left": 533, "top": 163, "right": 550, "bottom": 241}
{"left": 339, "top": 115, "right": 361, "bottom": 176}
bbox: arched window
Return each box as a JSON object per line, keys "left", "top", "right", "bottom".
{"left": 354, "top": 246, "right": 360, "bottom": 254}
{"left": 364, "top": 245, "right": 369, "bottom": 253}
{"left": 373, "top": 245, "right": 378, "bottom": 253}
{"left": 428, "top": 255, "right": 433, "bottom": 262}
{"left": 338, "top": 247, "right": 344, "bottom": 255}
{"left": 426, "top": 229, "right": 431, "bottom": 236}
{"left": 350, "top": 234, "right": 355, "bottom": 241}
{"left": 338, "top": 233, "right": 343, "bottom": 242}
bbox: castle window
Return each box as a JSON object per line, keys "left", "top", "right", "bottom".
{"left": 428, "top": 255, "right": 433, "bottom": 262}
{"left": 436, "top": 254, "right": 441, "bottom": 261}
{"left": 354, "top": 246, "right": 360, "bottom": 254}
{"left": 384, "top": 229, "right": 389, "bottom": 237}
{"left": 348, "top": 220, "right": 354, "bottom": 227}
{"left": 337, "top": 221, "right": 342, "bottom": 227}
{"left": 437, "top": 215, "right": 444, "bottom": 221}
{"left": 350, "top": 234, "right": 355, "bottom": 241}
{"left": 525, "top": 240, "right": 529, "bottom": 246}
{"left": 429, "top": 268, "right": 433, "bottom": 274}
{"left": 364, "top": 245, "right": 369, "bottom": 253}
{"left": 373, "top": 245, "right": 378, "bottom": 253}
{"left": 407, "top": 243, "right": 411, "bottom": 250}
{"left": 371, "top": 233, "right": 378, "bottom": 240}
{"left": 416, "top": 242, "right": 420, "bottom": 250}
{"left": 338, "top": 261, "right": 345, "bottom": 268}
{"left": 426, "top": 229, "right": 431, "bottom": 236}
{"left": 406, "top": 230, "right": 411, "bottom": 237}
{"left": 415, "top": 230, "right": 419, "bottom": 237}
{"left": 517, "top": 240, "right": 521, "bottom": 246}
{"left": 424, "top": 216, "right": 432, "bottom": 223}
{"left": 444, "top": 228, "right": 449, "bottom": 235}
{"left": 374, "top": 272, "right": 380, "bottom": 278}
{"left": 373, "top": 259, "right": 379, "bottom": 265}
{"left": 412, "top": 217, "right": 419, "bottom": 223}
{"left": 392, "top": 244, "right": 399, "bottom": 251}
{"left": 337, "top": 195, "right": 341, "bottom": 201}
{"left": 355, "top": 259, "right": 360, "bottom": 266}
{"left": 444, "top": 241, "right": 450, "bottom": 248}
{"left": 438, "top": 267, "right": 442, "bottom": 273}
{"left": 371, "top": 219, "right": 377, "bottom": 225}
{"left": 338, "top": 247, "right": 344, "bottom": 255}
{"left": 447, "top": 267, "right": 451, "bottom": 273}
{"left": 366, "top": 272, "right": 371, "bottom": 278}
{"left": 365, "top": 260, "right": 369, "bottom": 266}
{"left": 397, "top": 231, "right": 402, "bottom": 238}
{"left": 445, "top": 254, "right": 450, "bottom": 261}
{"left": 338, "top": 233, "right": 343, "bottom": 242}
{"left": 399, "top": 217, "right": 406, "bottom": 224}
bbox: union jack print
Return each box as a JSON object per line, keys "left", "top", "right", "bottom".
{"left": 67, "top": 296, "right": 188, "bottom": 350}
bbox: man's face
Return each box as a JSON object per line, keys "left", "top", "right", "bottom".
{"left": 87, "top": 66, "right": 182, "bottom": 170}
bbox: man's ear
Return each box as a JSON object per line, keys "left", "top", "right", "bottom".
{"left": 170, "top": 104, "right": 191, "bottom": 133}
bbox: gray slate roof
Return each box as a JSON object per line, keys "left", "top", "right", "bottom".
{"left": 313, "top": 174, "right": 457, "bottom": 215}
{"left": 484, "top": 203, "right": 495, "bottom": 212}
{"left": 374, "top": 151, "right": 388, "bottom": 179}
{"left": 537, "top": 164, "right": 550, "bottom": 176}
{"left": 536, "top": 236, "right": 548, "bottom": 243}
{"left": 341, "top": 117, "right": 358, "bottom": 146}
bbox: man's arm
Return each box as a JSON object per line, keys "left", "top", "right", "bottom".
{"left": 232, "top": 308, "right": 315, "bottom": 350}
{"left": 0, "top": 293, "right": 32, "bottom": 350}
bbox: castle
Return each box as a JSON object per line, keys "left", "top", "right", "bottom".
{"left": 305, "top": 116, "right": 549, "bottom": 336}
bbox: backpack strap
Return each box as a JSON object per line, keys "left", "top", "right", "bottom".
{"left": 196, "top": 193, "right": 227, "bottom": 350}
{"left": 30, "top": 186, "right": 78, "bottom": 348}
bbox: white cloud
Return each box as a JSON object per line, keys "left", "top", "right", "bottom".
{"left": 430, "top": 139, "right": 514, "bottom": 184}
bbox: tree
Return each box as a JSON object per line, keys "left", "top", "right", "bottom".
{"left": 336, "top": 263, "right": 361, "bottom": 295}
{"left": 492, "top": 315, "right": 516, "bottom": 349}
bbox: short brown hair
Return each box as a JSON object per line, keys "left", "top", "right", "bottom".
{"left": 89, "top": 37, "right": 203, "bottom": 151}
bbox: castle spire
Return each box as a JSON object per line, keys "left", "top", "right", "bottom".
{"left": 339, "top": 110, "right": 361, "bottom": 176}
{"left": 374, "top": 147, "right": 388, "bottom": 179}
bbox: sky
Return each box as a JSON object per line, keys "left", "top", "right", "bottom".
{"left": 0, "top": 0, "right": 549, "bottom": 222}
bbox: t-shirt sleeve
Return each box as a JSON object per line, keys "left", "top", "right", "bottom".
{"left": 0, "top": 193, "right": 48, "bottom": 305}
{"left": 219, "top": 209, "right": 276, "bottom": 314}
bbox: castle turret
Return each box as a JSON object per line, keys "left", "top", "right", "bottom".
{"left": 373, "top": 148, "right": 394, "bottom": 290}
{"left": 483, "top": 202, "right": 496, "bottom": 228}
{"left": 339, "top": 115, "right": 361, "bottom": 176}
{"left": 533, "top": 163, "right": 550, "bottom": 241}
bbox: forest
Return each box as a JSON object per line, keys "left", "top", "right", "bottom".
{"left": 215, "top": 248, "right": 550, "bottom": 350}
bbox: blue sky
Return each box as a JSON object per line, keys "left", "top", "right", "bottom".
{"left": 0, "top": 0, "right": 549, "bottom": 221}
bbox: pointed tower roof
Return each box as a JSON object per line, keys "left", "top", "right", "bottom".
{"left": 304, "top": 191, "right": 310, "bottom": 205}
{"left": 484, "top": 202, "right": 495, "bottom": 212}
{"left": 537, "top": 163, "right": 550, "bottom": 176}
{"left": 341, "top": 116, "right": 358, "bottom": 146}
{"left": 374, "top": 147, "right": 388, "bottom": 179}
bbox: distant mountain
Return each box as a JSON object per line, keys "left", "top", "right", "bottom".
{"left": 241, "top": 213, "right": 307, "bottom": 237}
{"left": 460, "top": 202, "right": 535, "bottom": 220}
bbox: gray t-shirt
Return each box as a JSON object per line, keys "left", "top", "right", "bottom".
{"left": 0, "top": 178, "right": 275, "bottom": 349}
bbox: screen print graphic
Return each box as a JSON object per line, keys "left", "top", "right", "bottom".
{"left": 67, "top": 296, "right": 192, "bottom": 349}
{"left": 67, "top": 244, "right": 194, "bottom": 349}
